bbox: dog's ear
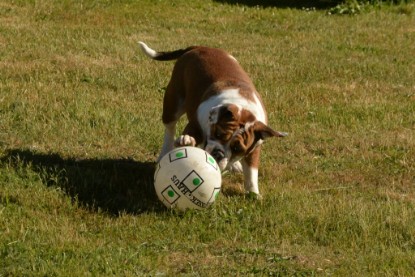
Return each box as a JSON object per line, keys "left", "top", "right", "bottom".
{"left": 209, "top": 104, "right": 239, "bottom": 124}
{"left": 253, "top": 121, "right": 288, "bottom": 140}
{"left": 221, "top": 104, "right": 239, "bottom": 121}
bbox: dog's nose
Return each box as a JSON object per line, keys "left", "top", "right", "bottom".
{"left": 211, "top": 149, "right": 225, "bottom": 161}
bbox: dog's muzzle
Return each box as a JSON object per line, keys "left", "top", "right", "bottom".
{"left": 211, "top": 148, "right": 225, "bottom": 162}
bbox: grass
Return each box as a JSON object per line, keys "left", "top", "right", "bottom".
{"left": 1, "top": 0, "right": 415, "bottom": 275}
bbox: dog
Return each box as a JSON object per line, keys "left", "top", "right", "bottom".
{"left": 139, "top": 42, "right": 287, "bottom": 197}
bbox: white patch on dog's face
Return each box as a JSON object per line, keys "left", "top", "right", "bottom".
{"left": 208, "top": 105, "right": 225, "bottom": 125}
{"left": 208, "top": 108, "right": 218, "bottom": 124}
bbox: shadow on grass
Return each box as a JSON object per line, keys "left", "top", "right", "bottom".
{"left": 214, "top": 0, "right": 340, "bottom": 9}
{"left": 1, "top": 149, "right": 164, "bottom": 215}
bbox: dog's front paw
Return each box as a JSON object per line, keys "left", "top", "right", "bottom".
{"left": 174, "top": 135, "right": 196, "bottom": 147}
{"left": 229, "top": 161, "right": 243, "bottom": 173}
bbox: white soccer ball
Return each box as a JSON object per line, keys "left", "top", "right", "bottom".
{"left": 154, "top": 146, "right": 222, "bottom": 211}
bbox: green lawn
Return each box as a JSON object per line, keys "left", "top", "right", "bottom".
{"left": 1, "top": 0, "right": 414, "bottom": 275}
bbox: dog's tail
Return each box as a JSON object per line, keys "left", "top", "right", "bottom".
{"left": 138, "top": 41, "right": 196, "bottom": 61}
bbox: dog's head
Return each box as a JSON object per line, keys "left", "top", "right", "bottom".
{"left": 205, "top": 104, "right": 287, "bottom": 170}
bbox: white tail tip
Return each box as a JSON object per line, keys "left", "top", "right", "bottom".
{"left": 138, "top": 41, "right": 158, "bottom": 59}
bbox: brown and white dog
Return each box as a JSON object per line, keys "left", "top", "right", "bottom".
{"left": 139, "top": 42, "right": 287, "bottom": 197}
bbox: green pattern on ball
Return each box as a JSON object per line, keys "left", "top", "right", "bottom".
{"left": 208, "top": 157, "right": 215, "bottom": 164}
{"left": 193, "top": 178, "right": 201, "bottom": 186}
{"left": 168, "top": 190, "right": 175, "bottom": 197}
{"left": 176, "top": 152, "right": 184, "bottom": 158}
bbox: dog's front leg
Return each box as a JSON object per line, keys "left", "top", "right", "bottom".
{"left": 241, "top": 147, "right": 262, "bottom": 199}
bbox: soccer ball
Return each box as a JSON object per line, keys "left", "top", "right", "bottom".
{"left": 154, "top": 147, "right": 222, "bottom": 211}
